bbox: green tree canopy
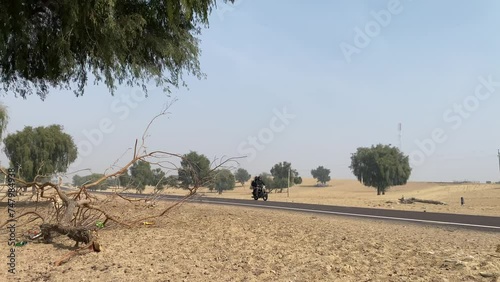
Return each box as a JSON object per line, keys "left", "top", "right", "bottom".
{"left": 0, "top": 0, "right": 235, "bottom": 100}
{"left": 349, "top": 144, "right": 411, "bottom": 195}
{"left": 152, "top": 167, "right": 167, "bottom": 191}
{"left": 208, "top": 169, "right": 235, "bottom": 194}
{"left": 118, "top": 171, "right": 132, "bottom": 188}
{"left": 0, "top": 165, "right": 6, "bottom": 183}
{"left": 72, "top": 173, "right": 113, "bottom": 190}
{"left": 294, "top": 176, "right": 302, "bottom": 185}
{"left": 3, "top": 124, "right": 77, "bottom": 181}
{"left": 0, "top": 104, "right": 7, "bottom": 140}
{"left": 258, "top": 172, "right": 274, "bottom": 191}
{"left": 270, "top": 161, "right": 300, "bottom": 192}
{"left": 164, "top": 175, "right": 179, "bottom": 188}
{"left": 129, "top": 160, "right": 154, "bottom": 193}
{"left": 234, "top": 168, "right": 251, "bottom": 187}
{"left": 311, "top": 166, "right": 331, "bottom": 185}
{"left": 178, "top": 151, "right": 211, "bottom": 189}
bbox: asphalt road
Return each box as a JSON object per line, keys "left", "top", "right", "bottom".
{"left": 85, "top": 190, "right": 500, "bottom": 233}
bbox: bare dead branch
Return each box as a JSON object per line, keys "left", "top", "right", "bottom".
{"left": 0, "top": 211, "right": 45, "bottom": 229}
{"left": 0, "top": 100, "right": 243, "bottom": 267}
{"left": 132, "top": 193, "right": 195, "bottom": 224}
{"left": 114, "top": 193, "right": 146, "bottom": 203}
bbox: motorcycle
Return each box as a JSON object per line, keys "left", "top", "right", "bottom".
{"left": 252, "top": 185, "right": 268, "bottom": 201}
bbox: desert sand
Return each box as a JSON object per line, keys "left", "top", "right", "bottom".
{"left": 0, "top": 199, "right": 499, "bottom": 282}
{"left": 117, "top": 178, "right": 500, "bottom": 217}
{"left": 1, "top": 179, "right": 499, "bottom": 281}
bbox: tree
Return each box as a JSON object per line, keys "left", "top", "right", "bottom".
{"left": 349, "top": 144, "right": 411, "bottom": 195}
{"left": 270, "top": 161, "right": 300, "bottom": 193}
{"left": 0, "top": 0, "right": 236, "bottom": 100}
{"left": 165, "top": 175, "right": 180, "bottom": 188}
{"left": 208, "top": 169, "right": 235, "bottom": 194}
{"left": 3, "top": 125, "right": 77, "bottom": 182}
{"left": 272, "top": 178, "right": 288, "bottom": 191}
{"left": 257, "top": 172, "right": 274, "bottom": 191}
{"left": 129, "top": 160, "right": 154, "bottom": 193}
{"left": 0, "top": 103, "right": 240, "bottom": 267}
{"left": 72, "top": 175, "right": 83, "bottom": 187}
{"left": 151, "top": 168, "right": 167, "bottom": 191}
{"left": 0, "top": 166, "right": 5, "bottom": 183}
{"left": 311, "top": 166, "right": 331, "bottom": 186}
{"left": 118, "top": 171, "right": 132, "bottom": 188}
{"left": 234, "top": 168, "right": 251, "bottom": 187}
{"left": 178, "top": 151, "right": 211, "bottom": 189}
{"left": 0, "top": 104, "right": 7, "bottom": 141}
{"left": 72, "top": 173, "right": 111, "bottom": 191}
{"left": 294, "top": 176, "right": 302, "bottom": 185}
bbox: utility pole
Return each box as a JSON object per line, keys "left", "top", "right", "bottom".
{"left": 287, "top": 168, "right": 290, "bottom": 197}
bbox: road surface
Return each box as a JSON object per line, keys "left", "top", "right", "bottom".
{"left": 85, "top": 190, "right": 500, "bottom": 232}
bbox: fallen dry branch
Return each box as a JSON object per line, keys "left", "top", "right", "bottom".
{"left": 399, "top": 197, "right": 447, "bottom": 205}
{"left": 0, "top": 102, "right": 243, "bottom": 266}
{"left": 132, "top": 192, "right": 196, "bottom": 224}
{"left": 54, "top": 230, "right": 101, "bottom": 266}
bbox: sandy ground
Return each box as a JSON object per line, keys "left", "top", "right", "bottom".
{"left": 3, "top": 179, "right": 496, "bottom": 281}
{"left": 104, "top": 178, "right": 500, "bottom": 217}
{"left": 0, "top": 198, "right": 500, "bottom": 282}
{"left": 0, "top": 199, "right": 499, "bottom": 282}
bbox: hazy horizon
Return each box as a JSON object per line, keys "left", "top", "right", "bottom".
{"left": 1, "top": 0, "right": 500, "bottom": 183}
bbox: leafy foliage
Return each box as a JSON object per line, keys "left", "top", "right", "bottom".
{"left": 272, "top": 177, "right": 288, "bottom": 190}
{"left": 151, "top": 168, "right": 167, "bottom": 191}
{"left": 0, "top": 104, "right": 7, "bottom": 140}
{"left": 0, "top": 166, "right": 5, "bottom": 183}
{"left": 0, "top": 0, "right": 236, "bottom": 100}
{"left": 118, "top": 171, "right": 132, "bottom": 188}
{"left": 178, "top": 151, "right": 211, "bottom": 189}
{"left": 311, "top": 166, "right": 331, "bottom": 185}
{"left": 258, "top": 172, "right": 274, "bottom": 191}
{"left": 72, "top": 173, "right": 114, "bottom": 190}
{"left": 164, "top": 175, "right": 180, "bottom": 188}
{"left": 234, "top": 168, "right": 251, "bottom": 187}
{"left": 294, "top": 176, "right": 302, "bottom": 185}
{"left": 349, "top": 144, "right": 411, "bottom": 195}
{"left": 208, "top": 169, "right": 235, "bottom": 194}
{"left": 270, "top": 161, "right": 300, "bottom": 192}
{"left": 129, "top": 160, "right": 154, "bottom": 193}
{"left": 3, "top": 125, "right": 77, "bottom": 181}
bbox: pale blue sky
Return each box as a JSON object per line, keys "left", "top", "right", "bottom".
{"left": 1, "top": 0, "right": 500, "bottom": 182}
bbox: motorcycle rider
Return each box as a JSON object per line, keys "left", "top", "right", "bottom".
{"left": 251, "top": 176, "right": 265, "bottom": 197}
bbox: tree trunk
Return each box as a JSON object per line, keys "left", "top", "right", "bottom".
{"left": 40, "top": 223, "right": 93, "bottom": 246}
{"left": 377, "top": 187, "right": 380, "bottom": 195}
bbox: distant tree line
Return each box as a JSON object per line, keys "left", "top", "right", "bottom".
{"left": 1, "top": 118, "right": 412, "bottom": 196}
